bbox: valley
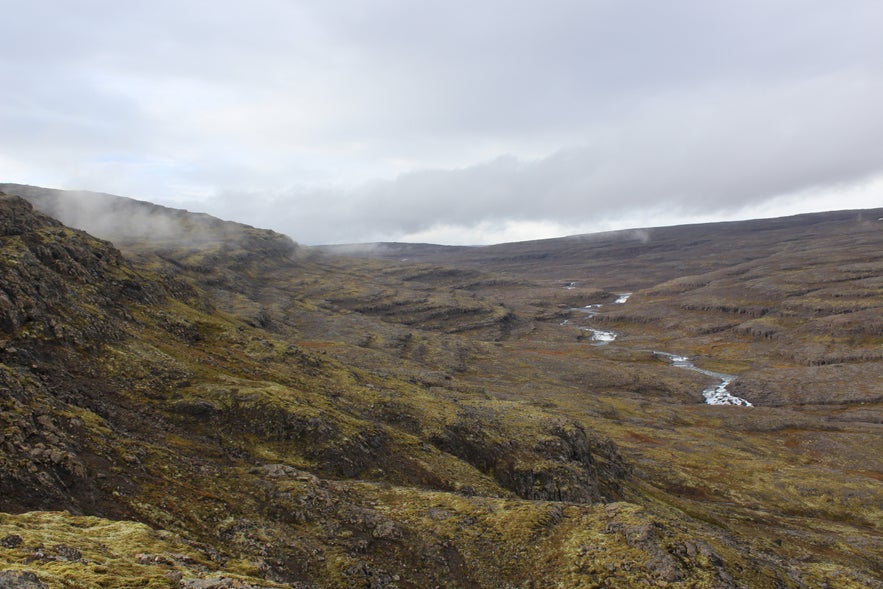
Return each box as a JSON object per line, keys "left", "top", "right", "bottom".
{"left": 0, "top": 184, "right": 881, "bottom": 588}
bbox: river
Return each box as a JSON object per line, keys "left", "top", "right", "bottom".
{"left": 566, "top": 293, "right": 752, "bottom": 406}
{"left": 651, "top": 352, "right": 752, "bottom": 406}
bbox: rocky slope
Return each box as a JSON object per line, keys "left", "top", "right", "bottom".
{"left": 1, "top": 186, "right": 881, "bottom": 588}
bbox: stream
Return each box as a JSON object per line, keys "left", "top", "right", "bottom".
{"left": 650, "top": 352, "right": 751, "bottom": 406}
{"left": 565, "top": 291, "right": 752, "bottom": 406}
{"left": 567, "top": 304, "right": 618, "bottom": 345}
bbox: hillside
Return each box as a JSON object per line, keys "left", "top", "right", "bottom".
{"left": 321, "top": 208, "right": 883, "bottom": 287}
{"left": 1, "top": 185, "right": 881, "bottom": 588}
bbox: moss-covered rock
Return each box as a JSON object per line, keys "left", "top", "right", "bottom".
{"left": 1, "top": 188, "right": 881, "bottom": 587}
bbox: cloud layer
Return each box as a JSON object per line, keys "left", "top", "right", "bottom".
{"left": 3, "top": 1, "right": 882, "bottom": 243}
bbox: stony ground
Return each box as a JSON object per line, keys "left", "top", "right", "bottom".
{"left": 1, "top": 185, "right": 881, "bottom": 588}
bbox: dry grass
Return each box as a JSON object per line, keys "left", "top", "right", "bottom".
{"left": 2, "top": 189, "right": 881, "bottom": 587}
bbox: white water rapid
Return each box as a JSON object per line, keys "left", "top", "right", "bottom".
{"left": 652, "top": 352, "right": 751, "bottom": 406}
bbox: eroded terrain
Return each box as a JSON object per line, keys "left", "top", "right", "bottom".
{"left": 1, "top": 185, "right": 881, "bottom": 588}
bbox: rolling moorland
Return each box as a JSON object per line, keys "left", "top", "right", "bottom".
{"left": 0, "top": 183, "right": 881, "bottom": 588}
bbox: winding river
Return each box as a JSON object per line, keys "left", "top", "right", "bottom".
{"left": 651, "top": 352, "right": 751, "bottom": 406}
{"left": 565, "top": 292, "right": 752, "bottom": 406}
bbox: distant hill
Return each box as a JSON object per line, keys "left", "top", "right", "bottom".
{"left": 320, "top": 207, "right": 883, "bottom": 289}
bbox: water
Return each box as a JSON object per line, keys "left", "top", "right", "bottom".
{"left": 584, "top": 327, "right": 617, "bottom": 344}
{"left": 653, "top": 352, "right": 752, "bottom": 406}
{"left": 563, "top": 292, "right": 752, "bottom": 406}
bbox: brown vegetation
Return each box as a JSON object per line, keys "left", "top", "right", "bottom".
{"left": 1, "top": 186, "right": 881, "bottom": 587}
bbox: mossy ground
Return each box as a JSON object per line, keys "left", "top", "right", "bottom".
{"left": 2, "top": 192, "right": 881, "bottom": 587}
{"left": 0, "top": 511, "right": 284, "bottom": 588}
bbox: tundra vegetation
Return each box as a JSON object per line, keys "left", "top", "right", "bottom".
{"left": 1, "top": 185, "right": 881, "bottom": 588}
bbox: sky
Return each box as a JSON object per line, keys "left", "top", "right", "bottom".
{"left": 2, "top": 1, "right": 883, "bottom": 245}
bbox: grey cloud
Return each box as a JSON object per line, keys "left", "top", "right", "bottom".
{"left": 227, "top": 68, "right": 883, "bottom": 244}
{"left": 2, "top": 1, "right": 883, "bottom": 244}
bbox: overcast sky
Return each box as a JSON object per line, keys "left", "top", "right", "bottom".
{"left": 3, "top": 1, "right": 882, "bottom": 244}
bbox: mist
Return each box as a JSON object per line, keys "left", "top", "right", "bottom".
{"left": 0, "top": 184, "right": 275, "bottom": 250}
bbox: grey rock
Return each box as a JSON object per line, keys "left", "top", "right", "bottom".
{"left": 0, "top": 534, "right": 24, "bottom": 548}
{"left": 0, "top": 571, "right": 48, "bottom": 589}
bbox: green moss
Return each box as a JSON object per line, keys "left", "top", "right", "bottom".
{"left": 3, "top": 193, "right": 881, "bottom": 587}
{"left": 0, "top": 511, "right": 285, "bottom": 589}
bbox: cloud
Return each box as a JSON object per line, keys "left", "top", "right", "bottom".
{"left": 2, "top": 1, "right": 883, "bottom": 244}
{"left": 212, "top": 67, "right": 883, "bottom": 244}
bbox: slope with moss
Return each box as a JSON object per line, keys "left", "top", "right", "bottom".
{"left": 0, "top": 196, "right": 682, "bottom": 586}
{"left": 2, "top": 188, "right": 881, "bottom": 587}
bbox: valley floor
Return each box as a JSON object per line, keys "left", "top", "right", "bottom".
{"left": 1, "top": 188, "right": 881, "bottom": 587}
